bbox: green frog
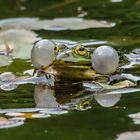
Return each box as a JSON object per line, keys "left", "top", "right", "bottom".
{"left": 48, "top": 44, "right": 112, "bottom": 81}
{"left": 31, "top": 40, "right": 128, "bottom": 82}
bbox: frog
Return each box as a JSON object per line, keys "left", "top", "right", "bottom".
{"left": 31, "top": 39, "right": 135, "bottom": 84}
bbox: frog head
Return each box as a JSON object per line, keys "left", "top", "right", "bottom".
{"left": 56, "top": 44, "right": 92, "bottom": 65}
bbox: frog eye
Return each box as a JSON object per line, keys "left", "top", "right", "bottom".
{"left": 54, "top": 46, "right": 60, "bottom": 53}
{"left": 73, "top": 45, "right": 88, "bottom": 56}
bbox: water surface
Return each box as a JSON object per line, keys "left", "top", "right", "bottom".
{"left": 0, "top": 0, "right": 140, "bottom": 140}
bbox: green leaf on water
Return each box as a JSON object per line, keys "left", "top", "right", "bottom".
{"left": 98, "top": 80, "right": 135, "bottom": 90}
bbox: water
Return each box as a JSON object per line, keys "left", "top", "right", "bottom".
{"left": 0, "top": 0, "right": 140, "bottom": 140}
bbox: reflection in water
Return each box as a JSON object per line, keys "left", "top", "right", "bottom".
{"left": 34, "top": 84, "right": 59, "bottom": 108}
{"left": 0, "top": 74, "right": 139, "bottom": 128}
{"left": 34, "top": 82, "right": 92, "bottom": 111}
{"left": 94, "top": 94, "right": 121, "bottom": 107}
{"left": 74, "top": 99, "right": 92, "bottom": 111}
{"left": 0, "top": 77, "right": 138, "bottom": 129}
{"left": 66, "top": 94, "right": 92, "bottom": 111}
{"left": 83, "top": 77, "right": 140, "bottom": 108}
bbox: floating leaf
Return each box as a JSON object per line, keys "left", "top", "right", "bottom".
{"left": 125, "top": 54, "right": 140, "bottom": 63}
{"left": 0, "top": 74, "right": 55, "bottom": 91}
{"left": 129, "top": 112, "right": 140, "bottom": 119}
{"left": 83, "top": 82, "right": 103, "bottom": 91}
{"left": 104, "top": 88, "right": 140, "bottom": 95}
{"left": 0, "top": 18, "right": 42, "bottom": 30}
{"left": 120, "top": 62, "right": 140, "bottom": 69}
{"left": 0, "top": 17, "right": 115, "bottom": 31}
{"left": 133, "top": 49, "right": 140, "bottom": 54}
{"left": 122, "top": 51, "right": 140, "bottom": 69}
{"left": 15, "top": 75, "right": 55, "bottom": 86}
{"left": 23, "top": 69, "right": 34, "bottom": 76}
{"left": 116, "top": 131, "right": 140, "bottom": 140}
{"left": 128, "top": 112, "right": 140, "bottom": 124}
{"left": 5, "top": 112, "right": 50, "bottom": 119}
{"left": 0, "top": 117, "right": 24, "bottom": 129}
{"left": 84, "top": 81, "right": 140, "bottom": 95}
{"left": 53, "top": 39, "right": 107, "bottom": 48}
{"left": 110, "top": 0, "right": 123, "bottom": 2}
{"left": 10, "top": 117, "right": 26, "bottom": 121}
{"left": 98, "top": 80, "right": 135, "bottom": 90}
{"left": 0, "top": 55, "right": 12, "bottom": 67}
{"left": 0, "top": 107, "right": 67, "bottom": 116}
{"left": 40, "top": 109, "right": 68, "bottom": 115}
{"left": 0, "top": 108, "right": 43, "bottom": 114}
{"left": 120, "top": 73, "right": 140, "bottom": 82}
{"left": 84, "top": 79, "right": 136, "bottom": 91}
{"left": 43, "top": 18, "right": 115, "bottom": 31}
{"left": 0, "top": 29, "right": 38, "bottom": 59}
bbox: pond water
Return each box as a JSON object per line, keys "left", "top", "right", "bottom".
{"left": 0, "top": 0, "right": 140, "bottom": 140}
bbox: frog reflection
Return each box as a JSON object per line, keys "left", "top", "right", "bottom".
{"left": 33, "top": 82, "right": 123, "bottom": 110}
{"left": 33, "top": 82, "right": 93, "bottom": 111}
{"left": 70, "top": 90, "right": 122, "bottom": 109}
{"left": 34, "top": 84, "right": 59, "bottom": 108}
{"left": 69, "top": 97, "right": 92, "bottom": 111}
{"left": 93, "top": 93, "right": 121, "bottom": 107}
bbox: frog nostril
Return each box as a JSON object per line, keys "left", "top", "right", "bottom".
{"left": 54, "top": 47, "right": 57, "bottom": 50}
